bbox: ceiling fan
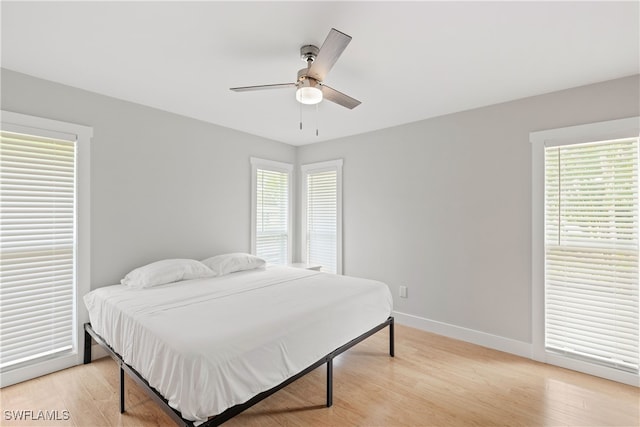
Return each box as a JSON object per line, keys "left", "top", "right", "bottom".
{"left": 230, "top": 28, "right": 361, "bottom": 109}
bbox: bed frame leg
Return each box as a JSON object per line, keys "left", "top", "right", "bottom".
{"left": 389, "top": 317, "right": 395, "bottom": 357}
{"left": 326, "top": 358, "right": 333, "bottom": 407}
{"left": 83, "top": 325, "right": 92, "bottom": 364}
{"left": 119, "top": 365, "right": 125, "bottom": 413}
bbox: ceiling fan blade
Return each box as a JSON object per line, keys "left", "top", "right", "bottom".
{"left": 308, "top": 28, "right": 352, "bottom": 82}
{"left": 321, "top": 85, "right": 361, "bottom": 109}
{"left": 230, "top": 83, "right": 296, "bottom": 92}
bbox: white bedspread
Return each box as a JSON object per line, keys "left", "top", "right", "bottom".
{"left": 84, "top": 266, "right": 392, "bottom": 423}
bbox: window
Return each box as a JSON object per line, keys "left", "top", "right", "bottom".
{"left": 531, "top": 117, "right": 639, "bottom": 386}
{"left": 250, "top": 158, "right": 292, "bottom": 265}
{"left": 301, "top": 160, "right": 343, "bottom": 274}
{"left": 0, "top": 111, "right": 91, "bottom": 387}
{"left": 545, "top": 138, "right": 638, "bottom": 370}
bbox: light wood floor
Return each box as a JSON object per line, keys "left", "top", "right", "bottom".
{"left": 1, "top": 324, "right": 638, "bottom": 426}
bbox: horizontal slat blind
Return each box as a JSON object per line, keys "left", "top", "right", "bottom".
{"left": 255, "top": 168, "right": 289, "bottom": 265}
{"left": 306, "top": 170, "right": 337, "bottom": 273}
{"left": 544, "top": 138, "right": 639, "bottom": 372}
{"left": 0, "top": 131, "right": 76, "bottom": 370}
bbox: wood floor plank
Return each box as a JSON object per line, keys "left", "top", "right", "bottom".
{"left": 1, "top": 324, "right": 638, "bottom": 426}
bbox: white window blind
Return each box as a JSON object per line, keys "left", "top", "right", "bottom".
{"left": 302, "top": 160, "right": 342, "bottom": 274}
{"left": 253, "top": 161, "right": 291, "bottom": 265}
{"left": 0, "top": 130, "right": 76, "bottom": 371}
{"left": 544, "top": 137, "right": 639, "bottom": 373}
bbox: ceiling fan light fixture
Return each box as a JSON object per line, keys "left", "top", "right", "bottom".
{"left": 296, "top": 85, "right": 323, "bottom": 105}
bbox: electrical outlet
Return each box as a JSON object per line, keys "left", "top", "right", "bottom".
{"left": 399, "top": 286, "right": 408, "bottom": 298}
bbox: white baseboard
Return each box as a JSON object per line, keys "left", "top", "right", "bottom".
{"left": 0, "top": 354, "right": 78, "bottom": 388}
{"left": 392, "top": 311, "right": 532, "bottom": 359}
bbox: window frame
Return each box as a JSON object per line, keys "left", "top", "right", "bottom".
{"left": 530, "top": 116, "right": 640, "bottom": 386}
{"left": 300, "top": 159, "right": 343, "bottom": 274}
{"left": 0, "top": 110, "right": 92, "bottom": 387}
{"left": 250, "top": 157, "right": 293, "bottom": 265}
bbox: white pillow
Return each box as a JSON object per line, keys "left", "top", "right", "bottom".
{"left": 121, "top": 259, "right": 215, "bottom": 289}
{"left": 201, "top": 253, "right": 266, "bottom": 276}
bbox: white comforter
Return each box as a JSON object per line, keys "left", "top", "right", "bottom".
{"left": 84, "top": 266, "right": 392, "bottom": 423}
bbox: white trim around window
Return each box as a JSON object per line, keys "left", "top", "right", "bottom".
{"left": 530, "top": 116, "right": 640, "bottom": 387}
{"left": 301, "top": 159, "right": 343, "bottom": 274}
{"left": 0, "top": 110, "right": 92, "bottom": 387}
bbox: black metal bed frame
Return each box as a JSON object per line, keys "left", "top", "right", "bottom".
{"left": 84, "top": 316, "right": 394, "bottom": 426}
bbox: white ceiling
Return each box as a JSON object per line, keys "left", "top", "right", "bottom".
{"left": 2, "top": 1, "right": 638, "bottom": 146}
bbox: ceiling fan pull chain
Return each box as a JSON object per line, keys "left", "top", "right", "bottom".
{"left": 300, "top": 103, "right": 303, "bottom": 131}
{"left": 315, "top": 103, "right": 319, "bottom": 136}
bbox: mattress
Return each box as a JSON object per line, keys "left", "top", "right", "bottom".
{"left": 84, "top": 265, "right": 393, "bottom": 423}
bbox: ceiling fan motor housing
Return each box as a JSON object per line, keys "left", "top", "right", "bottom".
{"left": 300, "top": 45, "right": 319, "bottom": 63}
{"left": 297, "top": 68, "right": 320, "bottom": 86}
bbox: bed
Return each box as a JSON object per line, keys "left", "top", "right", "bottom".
{"left": 83, "top": 263, "right": 394, "bottom": 426}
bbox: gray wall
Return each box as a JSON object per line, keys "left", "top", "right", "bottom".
{"left": 3, "top": 67, "right": 638, "bottom": 347}
{"left": 297, "top": 75, "right": 640, "bottom": 344}
{"left": 1, "top": 69, "right": 296, "bottom": 287}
